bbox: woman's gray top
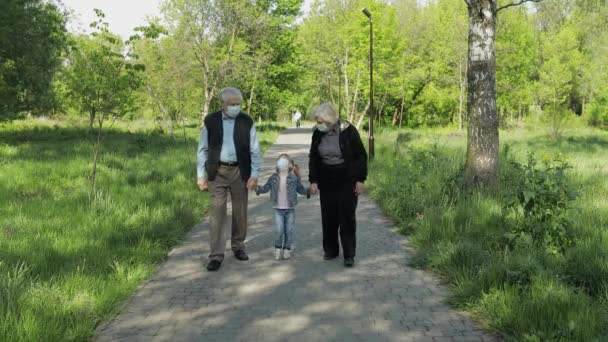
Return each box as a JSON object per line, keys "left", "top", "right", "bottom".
{"left": 318, "top": 121, "right": 344, "bottom": 165}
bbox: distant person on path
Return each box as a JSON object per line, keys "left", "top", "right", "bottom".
{"left": 197, "top": 87, "right": 262, "bottom": 272}
{"left": 308, "top": 103, "right": 368, "bottom": 267}
{"left": 256, "top": 154, "right": 310, "bottom": 260}
{"left": 293, "top": 110, "right": 302, "bottom": 128}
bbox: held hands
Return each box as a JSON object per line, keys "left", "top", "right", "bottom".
{"left": 246, "top": 177, "right": 258, "bottom": 191}
{"left": 199, "top": 177, "right": 258, "bottom": 192}
{"left": 309, "top": 183, "right": 319, "bottom": 195}
{"left": 308, "top": 182, "right": 363, "bottom": 196}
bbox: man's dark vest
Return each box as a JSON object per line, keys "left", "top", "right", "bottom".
{"left": 204, "top": 110, "right": 253, "bottom": 182}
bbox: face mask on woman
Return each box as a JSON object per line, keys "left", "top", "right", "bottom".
{"left": 316, "top": 122, "right": 330, "bottom": 132}
{"left": 225, "top": 105, "right": 241, "bottom": 118}
{"left": 276, "top": 158, "right": 290, "bottom": 171}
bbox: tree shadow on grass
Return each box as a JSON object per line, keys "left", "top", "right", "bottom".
{"left": 514, "top": 134, "right": 608, "bottom": 154}
{"left": 0, "top": 126, "right": 199, "bottom": 163}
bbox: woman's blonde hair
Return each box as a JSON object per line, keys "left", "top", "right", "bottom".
{"left": 310, "top": 102, "right": 339, "bottom": 125}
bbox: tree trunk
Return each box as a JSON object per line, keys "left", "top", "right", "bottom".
{"left": 248, "top": 67, "right": 258, "bottom": 119}
{"left": 581, "top": 97, "right": 586, "bottom": 117}
{"left": 328, "top": 76, "right": 335, "bottom": 104}
{"left": 343, "top": 49, "right": 350, "bottom": 119}
{"left": 349, "top": 72, "right": 361, "bottom": 123}
{"left": 200, "top": 85, "right": 214, "bottom": 127}
{"left": 392, "top": 106, "right": 400, "bottom": 126}
{"left": 355, "top": 101, "right": 370, "bottom": 130}
{"left": 518, "top": 106, "right": 523, "bottom": 128}
{"left": 464, "top": 0, "right": 499, "bottom": 190}
{"left": 458, "top": 54, "right": 465, "bottom": 131}
{"left": 89, "top": 108, "right": 96, "bottom": 131}
{"left": 90, "top": 113, "right": 105, "bottom": 194}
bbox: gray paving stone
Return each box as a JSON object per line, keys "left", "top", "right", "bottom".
{"left": 95, "top": 127, "right": 500, "bottom": 342}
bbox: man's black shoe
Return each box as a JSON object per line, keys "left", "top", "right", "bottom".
{"left": 234, "top": 250, "right": 249, "bottom": 261}
{"left": 344, "top": 257, "right": 355, "bottom": 267}
{"left": 323, "top": 254, "right": 338, "bottom": 260}
{"left": 206, "top": 260, "right": 222, "bottom": 271}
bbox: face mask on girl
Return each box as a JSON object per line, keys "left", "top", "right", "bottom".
{"left": 225, "top": 105, "right": 241, "bottom": 118}
{"left": 276, "top": 158, "right": 290, "bottom": 171}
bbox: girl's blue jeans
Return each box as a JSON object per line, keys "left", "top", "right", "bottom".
{"left": 274, "top": 208, "right": 295, "bottom": 250}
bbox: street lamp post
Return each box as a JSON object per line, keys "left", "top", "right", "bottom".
{"left": 362, "top": 7, "right": 374, "bottom": 160}
{"left": 333, "top": 56, "right": 342, "bottom": 119}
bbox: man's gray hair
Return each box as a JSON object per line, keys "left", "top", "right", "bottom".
{"left": 311, "top": 102, "right": 339, "bottom": 125}
{"left": 219, "top": 87, "right": 243, "bottom": 102}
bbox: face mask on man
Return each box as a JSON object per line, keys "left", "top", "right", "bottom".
{"left": 276, "top": 158, "right": 290, "bottom": 171}
{"left": 316, "top": 123, "right": 329, "bottom": 132}
{"left": 225, "top": 105, "right": 241, "bottom": 118}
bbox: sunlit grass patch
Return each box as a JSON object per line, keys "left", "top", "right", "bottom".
{"left": 367, "top": 126, "right": 608, "bottom": 341}
{"left": 0, "top": 118, "right": 284, "bottom": 341}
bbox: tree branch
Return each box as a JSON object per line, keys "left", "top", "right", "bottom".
{"left": 496, "top": 0, "right": 542, "bottom": 12}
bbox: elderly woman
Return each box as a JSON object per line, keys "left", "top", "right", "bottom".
{"left": 308, "top": 103, "right": 368, "bottom": 267}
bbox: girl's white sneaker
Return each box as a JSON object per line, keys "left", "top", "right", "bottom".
{"left": 275, "top": 248, "right": 282, "bottom": 260}
{"left": 283, "top": 249, "right": 291, "bottom": 259}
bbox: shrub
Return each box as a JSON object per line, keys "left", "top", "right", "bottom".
{"left": 502, "top": 153, "right": 578, "bottom": 254}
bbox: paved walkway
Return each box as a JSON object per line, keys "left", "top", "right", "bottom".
{"left": 96, "top": 128, "right": 498, "bottom": 342}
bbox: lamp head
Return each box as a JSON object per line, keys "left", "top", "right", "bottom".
{"left": 362, "top": 7, "right": 372, "bottom": 18}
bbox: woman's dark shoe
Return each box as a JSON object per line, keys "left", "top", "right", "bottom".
{"left": 206, "top": 260, "right": 222, "bottom": 271}
{"left": 344, "top": 257, "right": 355, "bottom": 267}
{"left": 323, "top": 254, "right": 338, "bottom": 260}
{"left": 234, "top": 250, "right": 249, "bottom": 261}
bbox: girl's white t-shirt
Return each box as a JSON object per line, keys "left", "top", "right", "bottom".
{"left": 276, "top": 171, "right": 290, "bottom": 209}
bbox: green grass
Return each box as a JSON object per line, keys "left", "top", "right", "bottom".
{"left": 0, "top": 117, "right": 284, "bottom": 341}
{"left": 366, "top": 125, "right": 608, "bottom": 341}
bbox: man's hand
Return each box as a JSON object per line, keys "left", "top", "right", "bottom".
{"left": 310, "top": 183, "right": 319, "bottom": 195}
{"left": 354, "top": 181, "right": 365, "bottom": 195}
{"left": 197, "top": 177, "right": 208, "bottom": 192}
{"left": 247, "top": 177, "right": 258, "bottom": 191}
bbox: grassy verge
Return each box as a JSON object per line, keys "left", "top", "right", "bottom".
{"left": 0, "top": 117, "right": 284, "bottom": 341}
{"left": 366, "top": 127, "right": 608, "bottom": 341}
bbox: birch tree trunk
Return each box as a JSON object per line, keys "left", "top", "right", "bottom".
{"left": 464, "top": 0, "right": 499, "bottom": 190}
{"left": 355, "top": 101, "right": 370, "bottom": 130}
{"left": 349, "top": 71, "right": 361, "bottom": 123}
{"left": 458, "top": 54, "right": 465, "bottom": 131}
{"left": 343, "top": 49, "right": 350, "bottom": 119}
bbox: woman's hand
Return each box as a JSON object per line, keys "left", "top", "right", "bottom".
{"left": 310, "top": 183, "right": 319, "bottom": 195}
{"left": 354, "top": 181, "right": 364, "bottom": 195}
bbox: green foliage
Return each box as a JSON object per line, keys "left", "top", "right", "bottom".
{"left": 367, "top": 128, "right": 608, "bottom": 341}
{"left": 502, "top": 153, "right": 578, "bottom": 254}
{"left": 0, "top": 118, "right": 284, "bottom": 341}
{"left": 60, "top": 11, "right": 143, "bottom": 127}
{"left": 588, "top": 94, "right": 608, "bottom": 128}
{"left": 0, "top": 0, "right": 68, "bottom": 118}
{"left": 155, "top": 0, "right": 304, "bottom": 122}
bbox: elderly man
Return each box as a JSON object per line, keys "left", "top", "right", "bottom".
{"left": 197, "top": 87, "right": 261, "bottom": 271}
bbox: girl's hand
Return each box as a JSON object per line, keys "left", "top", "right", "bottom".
{"left": 354, "top": 182, "right": 364, "bottom": 195}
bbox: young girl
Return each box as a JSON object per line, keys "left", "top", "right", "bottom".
{"left": 256, "top": 154, "right": 309, "bottom": 260}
